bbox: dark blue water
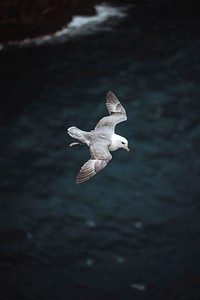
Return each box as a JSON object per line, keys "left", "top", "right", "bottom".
{"left": 0, "top": 2, "right": 200, "bottom": 299}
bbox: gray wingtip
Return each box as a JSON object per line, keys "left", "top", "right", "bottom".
{"left": 106, "top": 90, "right": 115, "bottom": 99}
{"left": 105, "top": 90, "right": 127, "bottom": 118}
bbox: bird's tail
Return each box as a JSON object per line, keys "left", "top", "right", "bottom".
{"left": 67, "top": 126, "right": 86, "bottom": 143}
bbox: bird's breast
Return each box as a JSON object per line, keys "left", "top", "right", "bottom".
{"left": 108, "top": 142, "right": 118, "bottom": 152}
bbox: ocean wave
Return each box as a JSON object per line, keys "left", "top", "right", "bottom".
{"left": 0, "top": 3, "right": 128, "bottom": 51}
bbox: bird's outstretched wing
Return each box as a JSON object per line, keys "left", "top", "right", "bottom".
{"left": 106, "top": 90, "right": 127, "bottom": 116}
{"left": 95, "top": 91, "right": 127, "bottom": 132}
{"left": 76, "top": 141, "right": 112, "bottom": 184}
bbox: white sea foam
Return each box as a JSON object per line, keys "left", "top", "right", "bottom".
{"left": 85, "top": 258, "right": 94, "bottom": 267}
{"left": 68, "top": 4, "right": 126, "bottom": 29}
{"left": 130, "top": 283, "right": 146, "bottom": 291}
{"left": 0, "top": 3, "right": 128, "bottom": 51}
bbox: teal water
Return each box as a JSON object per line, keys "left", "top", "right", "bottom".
{"left": 0, "top": 2, "right": 200, "bottom": 299}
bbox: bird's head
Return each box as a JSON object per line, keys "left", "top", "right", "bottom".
{"left": 110, "top": 134, "right": 130, "bottom": 152}
{"left": 118, "top": 136, "right": 130, "bottom": 152}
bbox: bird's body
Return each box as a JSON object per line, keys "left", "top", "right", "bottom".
{"left": 67, "top": 91, "right": 129, "bottom": 184}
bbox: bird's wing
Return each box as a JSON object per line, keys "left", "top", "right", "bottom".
{"left": 106, "top": 90, "right": 127, "bottom": 116}
{"left": 76, "top": 141, "right": 112, "bottom": 184}
{"left": 95, "top": 91, "right": 127, "bottom": 132}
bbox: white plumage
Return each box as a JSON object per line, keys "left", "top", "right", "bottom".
{"left": 67, "top": 91, "right": 130, "bottom": 184}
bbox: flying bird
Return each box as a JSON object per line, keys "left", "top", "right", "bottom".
{"left": 67, "top": 91, "right": 130, "bottom": 184}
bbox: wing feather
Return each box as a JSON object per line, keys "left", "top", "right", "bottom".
{"left": 106, "top": 91, "right": 127, "bottom": 116}
{"left": 95, "top": 91, "right": 127, "bottom": 131}
{"left": 76, "top": 141, "right": 112, "bottom": 184}
{"left": 76, "top": 159, "right": 110, "bottom": 184}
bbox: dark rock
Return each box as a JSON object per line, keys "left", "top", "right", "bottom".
{"left": 0, "top": 0, "right": 101, "bottom": 43}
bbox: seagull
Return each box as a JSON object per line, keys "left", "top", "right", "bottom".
{"left": 67, "top": 91, "right": 130, "bottom": 184}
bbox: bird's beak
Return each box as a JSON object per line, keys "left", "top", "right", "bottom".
{"left": 125, "top": 147, "right": 130, "bottom": 152}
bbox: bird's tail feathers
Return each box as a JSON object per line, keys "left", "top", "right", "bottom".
{"left": 67, "top": 126, "right": 86, "bottom": 143}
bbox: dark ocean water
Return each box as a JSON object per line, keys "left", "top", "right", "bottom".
{"left": 0, "top": 1, "right": 200, "bottom": 299}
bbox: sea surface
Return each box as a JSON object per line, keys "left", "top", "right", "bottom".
{"left": 0, "top": 1, "right": 200, "bottom": 299}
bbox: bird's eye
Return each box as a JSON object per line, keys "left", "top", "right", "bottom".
{"left": 121, "top": 141, "right": 125, "bottom": 145}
